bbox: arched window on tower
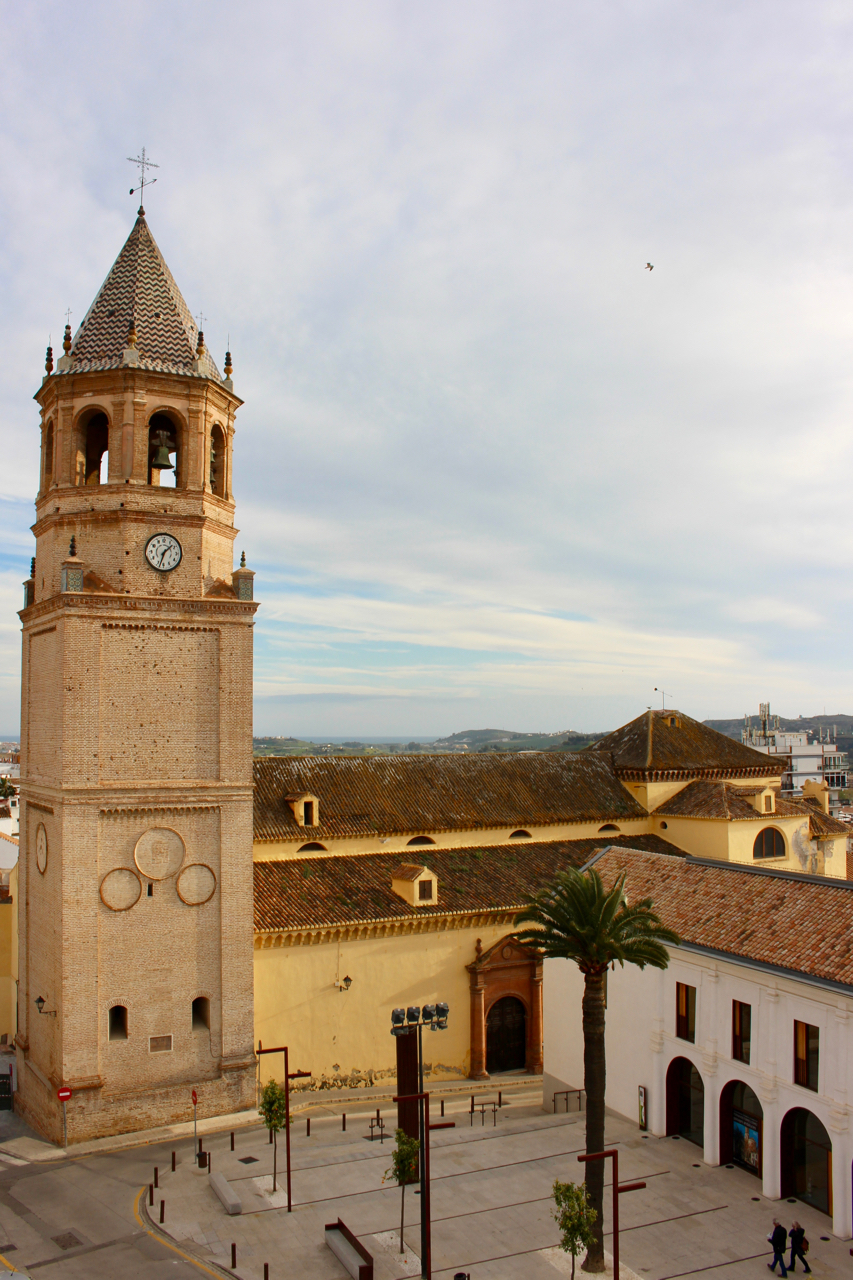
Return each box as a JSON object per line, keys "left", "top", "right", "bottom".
{"left": 148, "top": 412, "right": 182, "bottom": 488}
{"left": 43, "top": 420, "right": 54, "bottom": 490}
{"left": 75, "top": 409, "right": 109, "bottom": 486}
{"left": 210, "top": 424, "right": 226, "bottom": 497}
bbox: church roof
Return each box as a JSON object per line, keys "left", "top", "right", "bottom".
{"left": 588, "top": 709, "right": 784, "bottom": 781}
{"left": 252, "top": 750, "right": 647, "bottom": 843}
{"left": 588, "top": 845, "right": 853, "bottom": 992}
{"left": 253, "top": 834, "right": 682, "bottom": 932}
{"left": 60, "top": 212, "right": 222, "bottom": 382}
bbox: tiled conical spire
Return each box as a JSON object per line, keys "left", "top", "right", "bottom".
{"left": 61, "top": 212, "right": 222, "bottom": 382}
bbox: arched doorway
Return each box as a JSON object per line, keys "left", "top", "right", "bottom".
{"left": 666, "top": 1057, "right": 704, "bottom": 1147}
{"left": 781, "top": 1108, "right": 832, "bottom": 1216}
{"left": 720, "top": 1080, "right": 762, "bottom": 1175}
{"left": 486, "top": 996, "right": 527, "bottom": 1073}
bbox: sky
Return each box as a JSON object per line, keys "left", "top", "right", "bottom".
{"left": 2, "top": 1, "right": 853, "bottom": 738}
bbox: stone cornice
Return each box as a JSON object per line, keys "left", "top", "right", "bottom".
{"left": 618, "top": 765, "right": 785, "bottom": 782}
{"left": 20, "top": 592, "right": 258, "bottom": 625}
{"left": 254, "top": 909, "right": 517, "bottom": 949}
{"left": 31, "top": 504, "right": 236, "bottom": 540}
{"left": 35, "top": 366, "right": 243, "bottom": 412}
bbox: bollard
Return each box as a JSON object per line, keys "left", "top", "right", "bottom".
{"left": 230, "top": 1131, "right": 235, "bottom": 1151}
{"left": 269, "top": 1128, "right": 273, "bottom": 1144}
{"left": 149, "top": 1183, "right": 154, "bottom": 1206}
{"left": 441, "top": 1098, "right": 445, "bottom": 1118}
{"left": 470, "top": 1094, "right": 475, "bottom": 1113}
{"left": 342, "top": 1113, "right": 346, "bottom": 1132}
{"left": 208, "top": 1153, "right": 212, "bottom": 1175}
{"left": 154, "top": 1166, "right": 158, "bottom": 1188}
{"left": 264, "top": 1266, "right": 269, "bottom": 1280}
{"left": 160, "top": 1200, "right": 165, "bottom": 1224}
{"left": 231, "top": 1242, "right": 237, "bottom": 1268}
{"left": 171, "top": 1150, "right": 176, "bottom": 1173}
{"left": 498, "top": 1091, "right": 502, "bottom": 1108}
{"left": 306, "top": 1117, "right": 311, "bottom": 1137}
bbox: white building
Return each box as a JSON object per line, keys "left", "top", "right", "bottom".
{"left": 544, "top": 845, "right": 853, "bottom": 1239}
{"left": 743, "top": 705, "right": 847, "bottom": 812}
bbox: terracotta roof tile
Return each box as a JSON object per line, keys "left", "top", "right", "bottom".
{"left": 591, "top": 846, "right": 853, "bottom": 988}
{"left": 589, "top": 709, "right": 784, "bottom": 781}
{"left": 653, "top": 781, "right": 766, "bottom": 821}
{"left": 61, "top": 214, "right": 222, "bottom": 382}
{"left": 253, "top": 833, "right": 682, "bottom": 932}
{"left": 253, "top": 751, "right": 647, "bottom": 842}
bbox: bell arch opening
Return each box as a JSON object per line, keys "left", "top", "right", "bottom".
{"left": 75, "top": 408, "right": 109, "bottom": 486}
{"left": 210, "top": 423, "right": 226, "bottom": 497}
{"left": 148, "top": 411, "right": 183, "bottom": 488}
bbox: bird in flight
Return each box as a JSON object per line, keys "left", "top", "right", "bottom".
{"left": 645, "top": 262, "right": 654, "bottom": 271}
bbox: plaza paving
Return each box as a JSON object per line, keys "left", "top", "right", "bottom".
{"left": 0, "top": 1085, "right": 845, "bottom": 1278}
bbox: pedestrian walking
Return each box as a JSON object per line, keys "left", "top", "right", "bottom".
{"left": 768, "top": 1220, "right": 788, "bottom": 1276}
{"left": 788, "top": 1222, "right": 811, "bottom": 1273}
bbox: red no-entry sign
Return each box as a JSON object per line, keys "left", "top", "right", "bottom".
{"left": 57, "top": 1087, "right": 72, "bottom": 1102}
{"left": 191, "top": 1089, "right": 197, "bottom": 1106}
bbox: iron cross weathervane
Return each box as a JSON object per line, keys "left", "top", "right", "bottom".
{"left": 128, "top": 148, "right": 159, "bottom": 211}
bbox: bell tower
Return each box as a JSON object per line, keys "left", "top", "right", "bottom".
{"left": 16, "top": 208, "right": 258, "bottom": 1142}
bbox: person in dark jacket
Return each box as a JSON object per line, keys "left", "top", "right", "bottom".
{"left": 788, "top": 1222, "right": 810, "bottom": 1273}
{"left": 768, "top": 1220, "right": 788, "bottom": 1275}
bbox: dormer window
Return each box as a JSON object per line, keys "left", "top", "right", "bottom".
{"left": 391, "top": 864, "right": 438, "bottom": 907}
{"left": 285, "top": 792, "right": 320, "bottom": 827}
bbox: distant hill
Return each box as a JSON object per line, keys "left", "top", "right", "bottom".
{"left": 431, "top": 728, "right": 608, "bottom": 753}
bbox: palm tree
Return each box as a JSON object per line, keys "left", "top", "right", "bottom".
{"left": 516, "top": 866, "right": 679, "bottom": 1273}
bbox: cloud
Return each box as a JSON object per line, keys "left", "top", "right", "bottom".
{"left": 2, "top": 1, "right": 853, "bottom": 736}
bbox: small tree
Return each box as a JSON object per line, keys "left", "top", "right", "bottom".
{"left": 553, "top": 1179, "right": 597, "bottom": 1280}
{"left": 258, "top": 1080, "right": 289, "bottom": 1192}
{"left": 0, "top": 779, "right": 14, "bottom": 801}
{"left": 383, "top": 1128, "right": 420, "bottom": 1254}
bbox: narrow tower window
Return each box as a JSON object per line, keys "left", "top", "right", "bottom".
{"left": 192, "top": 996, "right": 210, "bottom": 1030}
{"left": 43, "top": 420, "right": 54, "bottom": 489}
{"left": 109, "top": 1005, "right": 128, "bottom": 1040}
{"left": 210, "top": 424, "right": 226, "bottom": 497}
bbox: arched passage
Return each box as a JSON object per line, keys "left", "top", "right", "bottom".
{"left": 781, "top": 1107, "right": 832, "bottom": 1216}
{"left": 666, "top": 1056, "right": 704, "bottom": 1147}
{"left": 486, "top": 995, "right": 527, "bottom": 1073}
{"left": 720, "top": 1080, "right": 762, "bottom": 1175}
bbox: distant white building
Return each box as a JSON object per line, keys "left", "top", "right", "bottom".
{"left": 544, "top": 845, "right": 853, "bottom": 1240}
{"left": 742, "top": 704, "right": 847, "bottom": 813}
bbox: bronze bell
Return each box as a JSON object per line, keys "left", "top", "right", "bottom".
{"left": 151, "top": 430, "right": 174, "bottom": 470}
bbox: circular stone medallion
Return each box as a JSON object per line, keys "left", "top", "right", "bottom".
{"left": 176, "top": 864, "right": 216, "bottom": 906}
{"left": 100, "top": 868, "right": 142, "bottom": 912}
{"left": 134, "top": 827, "right": 185, "bottom": 881}
{"left": 35, "top": 824, "right": 47, "bottom": 875}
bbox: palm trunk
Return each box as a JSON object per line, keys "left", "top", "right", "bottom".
{"left": 581, "top": 967, "right": 606, "bottom": 1272}
{"left": 273, "top": 1129, "right": 278, "bottom": 1192}
{"left": 400, "top": 1183, "right": 405, "bottom": 1253}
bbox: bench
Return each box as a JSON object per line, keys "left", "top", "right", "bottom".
{"left": 325, "top": 1219, "right": 373, "bottom": 1280}
{"left": 209, "top": 1171, "right": 242, "bottom": 1215}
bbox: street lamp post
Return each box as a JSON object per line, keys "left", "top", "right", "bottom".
{"left": 391, "top": 1002, "right": 449, "bottom": 1280}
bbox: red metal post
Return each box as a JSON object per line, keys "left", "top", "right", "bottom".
{"left": 578, "top": 1148, "right": 645, "bottom": 1280}
{"left": 285, "top": 1045, "right": 292, "bottom": 1213}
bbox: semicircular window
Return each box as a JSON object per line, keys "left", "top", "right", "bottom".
{"left": 753, "top": 828, "right": 785, "bottom": 860}
{"left": 598, "top": 824, "right": 620, "bottom": 833}
{"left": 298, "top": 842, "right": 327, "bottom": 852}
{"left": 407, "top": 835, "right": 436, "bottom": 846}
{"left": 509, "top": 830, "right": 531, "bottom": 839}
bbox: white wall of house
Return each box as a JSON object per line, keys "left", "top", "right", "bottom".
{"left": 544, "top": 948, "right": 853, "bottom": 1239}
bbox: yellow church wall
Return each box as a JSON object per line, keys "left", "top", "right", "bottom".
{"left": 623, "top": 776, "right": 784, "bottom": 812}
{"left": 252, "top": 817, "right": 652, "bottom": 862}
{"left": 647, "top": 814, "right": 831, "bottom": 875}
{"left": 253, "top": 918, "right": 514, "bottom": 1089}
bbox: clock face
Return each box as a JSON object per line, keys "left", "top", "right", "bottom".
{"left": 145, "top": 533, "right": 183, "bottom": 572}
{"left": 36, "top": 823, "right": 47, "bottom": 875}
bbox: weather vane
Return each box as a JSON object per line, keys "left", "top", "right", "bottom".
{"left": 128, "top": 147, "right": 159, "bottom": 209}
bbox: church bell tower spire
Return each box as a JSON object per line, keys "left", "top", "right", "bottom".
{"left": 17, "top": 210, "right": 258, "bottom": 1143}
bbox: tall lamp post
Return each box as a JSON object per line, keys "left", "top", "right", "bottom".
{"left": 391, "top": 1002, "right": 449, "bottom": 1280}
